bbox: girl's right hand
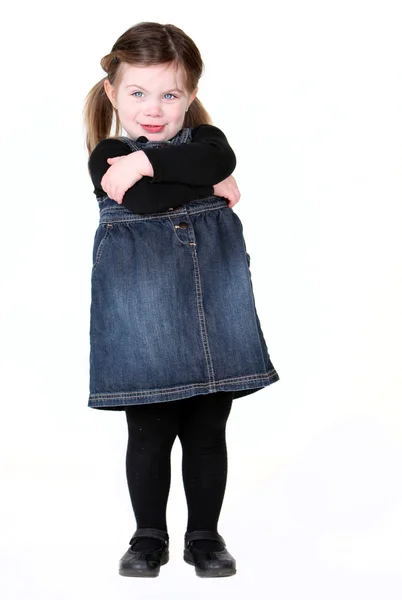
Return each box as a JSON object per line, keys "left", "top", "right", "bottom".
{"left": 102, "top": 151, "right": 151, "bottom": 204}
{"left": 213, "top": 175, "right": 241, "bottom": 208}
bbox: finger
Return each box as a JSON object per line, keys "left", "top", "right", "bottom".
{"left": 115, "top": 188, "right": 123, "bottom": 203}
{"left": 101, "top": 178, "right": 110, "bottom": 194}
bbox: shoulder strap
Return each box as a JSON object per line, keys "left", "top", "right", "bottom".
{"left": 117, "top": 127, "right": 193, "bottom": 151}
{"left": 117, "top": 136, "right": 140, "bottom": 152}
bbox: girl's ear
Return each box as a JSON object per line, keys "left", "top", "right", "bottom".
{"left": 189, "top": 87, "right": 198, "bottom": 105}
{"left": 104, "top": 79, "right": 115, "bottom": 106}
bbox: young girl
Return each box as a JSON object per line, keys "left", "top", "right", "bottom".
{"left": 83, "top": 21, "right": 279, "bottom": 579}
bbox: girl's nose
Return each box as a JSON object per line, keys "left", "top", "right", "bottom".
{"left": 145, "top": 103, "right": 162, "bottom": 117}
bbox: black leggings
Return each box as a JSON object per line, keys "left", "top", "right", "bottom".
{"left": 124, "top": 391, "right": 233, "bottom": 533}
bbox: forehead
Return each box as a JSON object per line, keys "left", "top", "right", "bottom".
{"left": 120, "top": 62, "right": 187, "bottom": 90}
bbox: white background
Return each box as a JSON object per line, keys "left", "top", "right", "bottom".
{"left": 1, "top": 0, "right": 401, "bottom": 598}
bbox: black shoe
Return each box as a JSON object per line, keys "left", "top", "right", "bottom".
{"left": 119, "top": 527, "right": 169, "bottom": 577}
{"left": 183, "top": 530, "right": 237, "bottom": 577}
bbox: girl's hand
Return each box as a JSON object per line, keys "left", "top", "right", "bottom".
{"left": 213, "top": 175, "right": 241, "bottom": 208}
{"left": 101, "top": 152, "right": 151, "bottom": 204}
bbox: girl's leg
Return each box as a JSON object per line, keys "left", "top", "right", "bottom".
{"left": 178, "top": 391, "right": 233, "bottom": 550}
{"left": 124, "top": 400, "right": 180, "bottom": 550}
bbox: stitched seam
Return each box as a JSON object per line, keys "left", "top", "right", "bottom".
{"left": 89, "top": 371, "right": 279, "bottom": 400}
{"left": 93, "top": 226, "right": 111, "bottom": 269}
{"left": 190, "top": 243, "right": 216, "bottom": 386}
{"left": 99, "top": 198, "right": 227, "bottom": 223}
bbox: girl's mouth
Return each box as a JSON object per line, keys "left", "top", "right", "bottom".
{"left": 141, "top": 124, "right": 165, "bottom": 133}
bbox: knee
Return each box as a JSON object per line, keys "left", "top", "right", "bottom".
{"left": 179, "top": 427, "right": 227, "bottom": 453}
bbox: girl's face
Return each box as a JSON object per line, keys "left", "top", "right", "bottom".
{"left": 105, "top": 62, "right": 198, "bottom": 141}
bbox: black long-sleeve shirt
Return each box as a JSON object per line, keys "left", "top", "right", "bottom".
{"left": 88, "top": 124, "right": 236, "bottom": 214}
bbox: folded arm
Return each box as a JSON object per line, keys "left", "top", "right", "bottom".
{"left": 88, "top": 138, "right": 215, "bottom": 214}
{"left": 88, "top": 124, "right": 237, "bottom": 213}
{"left": 142, "top": 124, "right": 236, "bottom": 185}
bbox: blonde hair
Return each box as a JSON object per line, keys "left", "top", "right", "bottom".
{"left": 82, "top": 22, "right": 213, "bottom": 155}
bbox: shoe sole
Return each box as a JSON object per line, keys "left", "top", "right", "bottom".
{"left": 183, "top": 551, "right": 237, "bottom": 577}
{"left": 119, "top": 551, "right": 169, "bottom": 577}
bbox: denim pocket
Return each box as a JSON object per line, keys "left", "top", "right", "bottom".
{"left": 92, "top": 224, "right": 113, "bottom": 269}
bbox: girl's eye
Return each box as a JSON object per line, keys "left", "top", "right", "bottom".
{"left": 131, "top": 92, "right": 177, "bottom": 99}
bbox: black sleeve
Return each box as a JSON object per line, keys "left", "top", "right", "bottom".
{"left": 88, "top": 138, "right": 214, "bottom": 215}
{"left": 142, "top": 124, "right": 236, "bottom": 185}
{"left": 88, "top": 138, "right": 132, "bottom": 197}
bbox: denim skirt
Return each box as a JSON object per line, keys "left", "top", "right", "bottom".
{"left": 88, "top": 195, "right": 279, "bottom": 410}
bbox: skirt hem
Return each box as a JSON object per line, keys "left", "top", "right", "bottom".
{"left": 88, "top": 370, "right": 280, "bottom": 409}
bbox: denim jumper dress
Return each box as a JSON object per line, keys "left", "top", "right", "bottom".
{"left": 88, "top": 127, "right": 279, "bottom": 409}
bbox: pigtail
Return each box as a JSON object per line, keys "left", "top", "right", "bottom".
{"left": 184, "top": 97, "right": 213, "bottom": 128}
{"left": 83, "top": 78, "right": 121, "bottom": 155}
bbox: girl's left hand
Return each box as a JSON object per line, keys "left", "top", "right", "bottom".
{"left": 213, "top": 175, "right": 241, "bottom": 208}
{"left": 101, "top": 154, "right": 144, "bottom": 204}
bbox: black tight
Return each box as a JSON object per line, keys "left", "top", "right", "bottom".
{"left": 124, "top": 391, "right": 233, "bottom": 534}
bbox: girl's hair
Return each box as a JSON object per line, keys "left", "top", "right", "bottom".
{"left": 83, "top": 22, "right": 212, "bottom": 155}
